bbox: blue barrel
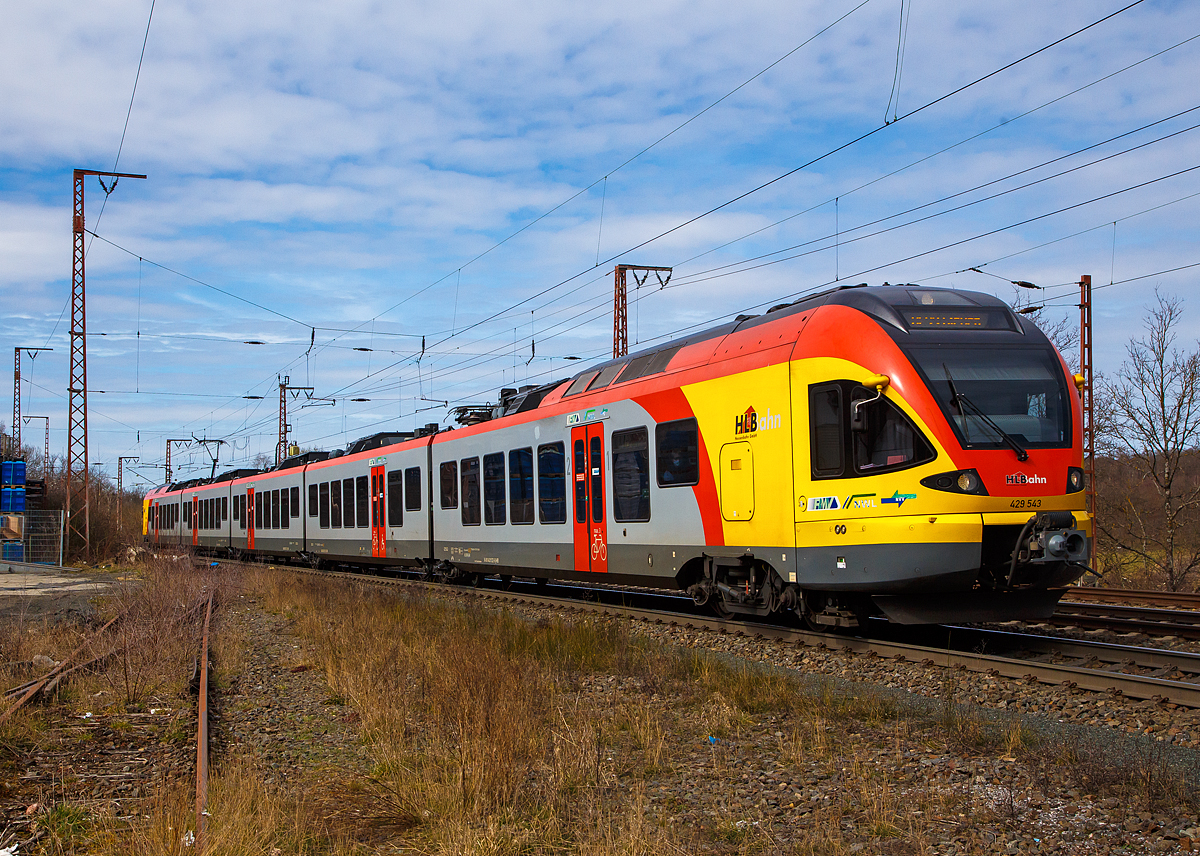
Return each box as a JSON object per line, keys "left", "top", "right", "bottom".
{"left": 0, "top": 488, "right": 10, "bottom": 513}
{"left": 11, "top": 489, "right": 24, "bottom": 513}
{"left": 1, "top": 462, "right": 11, "bottom": 485}
{"left": 11, "top": 462, "right": 24, "bottom": 485}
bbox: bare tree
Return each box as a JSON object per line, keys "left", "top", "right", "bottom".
{"left": 1098, "top": 290, "right": 1200, "bottom": 591}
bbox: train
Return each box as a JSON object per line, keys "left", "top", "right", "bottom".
{"left": 143, "top": 283, "right": 1091, "bottom": 627}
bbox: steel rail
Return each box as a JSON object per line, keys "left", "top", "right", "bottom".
{"left": 1049, "top": 602, "right": 1200, "bottom": 640}
{"left": 277, "top": 566, "right": 1200, "bottom": 708}
{"left": 195, "top": 592, "right": 213, "bottom": 853}
{"left": 1062, "top": 587, "right": 1200, "bottom": 610}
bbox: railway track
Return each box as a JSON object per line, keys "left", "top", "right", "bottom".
{"left": 1048, "top": 600, "right": 1200, "bottom": 640}
{"left": 1061, "top": 586, "right": 1200, "bottom": 611}
{"left": 270, "top": 564, "right": 1200, "bottom": 709}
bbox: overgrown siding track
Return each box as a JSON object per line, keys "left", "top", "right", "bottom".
{"left": 262, "top": 563, "right": 1200, "bottom": 709}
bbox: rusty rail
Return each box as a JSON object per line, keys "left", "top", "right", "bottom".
{"left": 195, "top": 591, "right": 214, "bottom": 852}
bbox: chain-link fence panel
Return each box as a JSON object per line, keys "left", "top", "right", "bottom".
{"left": 22, "top": 510, "right": 63, "bottom": 566}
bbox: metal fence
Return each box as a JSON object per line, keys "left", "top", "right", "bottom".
{"left": 22, "top": 510, "right": 63, "bottom": 566}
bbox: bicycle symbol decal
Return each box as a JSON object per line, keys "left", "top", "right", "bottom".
{"left": 590, "top": 530, "right": 607, "bottom": 562}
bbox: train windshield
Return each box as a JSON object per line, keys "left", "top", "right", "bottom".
{"left": 905, "top": 346, "right": 1071, "bottom": 449}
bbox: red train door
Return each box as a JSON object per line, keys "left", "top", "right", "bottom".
{"left": 571, "top": 424, "right": 608, "bottom": 573}
{"left": 371, "top": 464, "right": 386, "bottom": 558}
{"left": 247, "top": 488, "right": 255, "bottom": 550}
{"left": 191, "top": 496, "right": 199, "bottom": 547}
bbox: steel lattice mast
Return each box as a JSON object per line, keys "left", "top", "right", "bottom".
{"left": 67, "top": 169, "right": 145, "bottom": 559}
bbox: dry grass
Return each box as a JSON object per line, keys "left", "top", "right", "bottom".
{"left": 8, "top": 563, "right": 1200, "bottom": 854}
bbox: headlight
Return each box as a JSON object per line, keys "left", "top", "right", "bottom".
{"left": 920, "top": 469, "right": 988, "bottom": 495}
{"left": 1066, "top": 467, "right": 1084, "bottom": 493}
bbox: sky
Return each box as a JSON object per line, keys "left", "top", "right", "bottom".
{"left": 2, "top": 0, "right": 1198, "bottom": 489}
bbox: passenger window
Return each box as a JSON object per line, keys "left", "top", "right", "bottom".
{"left": 483, "top": 452, "right": 506, "bottom": 525}
{"left": 221, "top": 496, "right": 228, "bottom": 522}
{"left": 280, "top": 489, "right": 289, "bottom": 524}
{"left": 330, "top": 481, "right": 342, "bottom": 529}
{"left": 343, "top": 477, "right": 355, "bottom": 528}
{"left": 387, "top": 470, "right": 404, "bottom": 527}
{"left": 612, "top": 427, "right": 650, "bottom": 522}
{"left": 851, "top": 390, "right": 935, "bottom": 472}
{"left": 656, "top": 418, "right": 699, "bottom": 486}
{"left": 810, "top": 385, "right": 845, "bottom": 478}
{"left": 319, "top": 482, "right": 330, "bottom": 528}
{"left": 405, "top": 467, "right": 422, "bottom": 512}
{"left": 461, "top": 457, "right": 481, "bottom": 525}
{"left": 356, "top": 476, "right": 369, "bottom": 527}
{"left": 509, "top": 447, "right": 534, "bottom": 524}
{"left": 291, "top": 486, "right": 300, "bottom": 517}
{"left": 308, "top": 484, "right": 318, "bottom": 517}
{"left": 440, "top": 462, "right": 458, "bottom": 508}
{"left": 587, "top": 362, "right": 624, "bottom": 391}
{"left": 538, "top": 442, "right": 566, "bottom": 524}
{"left": 272, "top": 489, "right": 281, "bottom": 529}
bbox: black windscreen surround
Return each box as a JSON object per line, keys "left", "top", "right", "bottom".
{"left": 906, "top": 346, "right": 1070, "bottom": 449}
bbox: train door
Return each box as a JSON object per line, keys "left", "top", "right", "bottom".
{"left": 191, "top": 496, "right": 199, "bottom": 547}
{"left": 371, "top": 464, "right": 386, "bottom": 558}
{"left": 571, "top": 424, "right": 608, "bottom": 573}
{"left": 151, "top": 501, "right": 158, "bottom": 546}
{"left": 247, "top": 488, "right": 255, "bottom": 550}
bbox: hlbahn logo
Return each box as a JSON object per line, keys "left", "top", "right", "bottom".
{"left": 1006, "top": 473, "right": 1047, "bottom": 485}
{"left": 734, "top": 406, "right": 781, "bottom": 436}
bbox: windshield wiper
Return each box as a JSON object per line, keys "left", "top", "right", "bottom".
{"left": 943, "top": 364, "right": 1029, "bottom": 462}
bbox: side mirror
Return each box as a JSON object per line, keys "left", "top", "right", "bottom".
{"left": 850, "top": 375, "right": 890, "bottom": 432}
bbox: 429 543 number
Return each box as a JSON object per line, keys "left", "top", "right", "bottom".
{"left": 1010, "top": 499, "right": 1042, "bottom": 509}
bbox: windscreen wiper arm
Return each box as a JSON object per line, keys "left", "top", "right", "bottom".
{"left": 943, "top": 364, "right": 1029, "bottom": 462}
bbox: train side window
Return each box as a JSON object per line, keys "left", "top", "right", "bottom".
{"left": 231, "top": 496, "right": 239, "bottom": 524}
{"left": 387, "top": 470, "right": 404, "bottom": 527}
{"left": 483, "top": 452, "right": 506, "bottom": 525}
{"left": 612, "top": 427, "right": 650, "bottom": 522}
{"left": 509, "top": 447, "right": 534, "bottom": 524}
{"left": 851, "top": 390, "right": 935, "bottom": 473}
{"left": 405, "top": 467, "right": 422, "bottom": 512}
{"left": 221, "top": 496, "right": 228, "bottom": 522}
{"left": 574, "top": 439, "right": 586, "bottom": 523}
{"left": 538, "top": 442, "right": 566, "bottom": 523}
{"left": 308, "top": 484, "right": 318, "bottom": 518}
{"left": 330, "top": 481, "right": 342, "bottom": 529}
{"left": 461, "top": 457, "right": 481, "bottom": 526}
{"left": 810, "top": 385, "right": 845, "bottom": 478}
{"left": 343, "top": 477, "right": 355, "bottom": 527}
{"left": 291, "top": 486, "right": 300, "bottom": 517}
{"left": 319, "top": 482, "right": 330, "bottom": 528}
{"left": 356, "top": 476, "right": 369, "bottom": 527}
{"left": 255, "top": 493, "right": 262, "bottom": 529}
{"left": 656, "top": 418, "right": 699, "bottom": 486}
{"left": 440, "top": 462, "right": 458, "bottom": 508}
{"left": 280, "top": 489, "right": 290, "bottom": 525}
{"left": 272, "top": 489, "right": 281, "bottom": 529}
